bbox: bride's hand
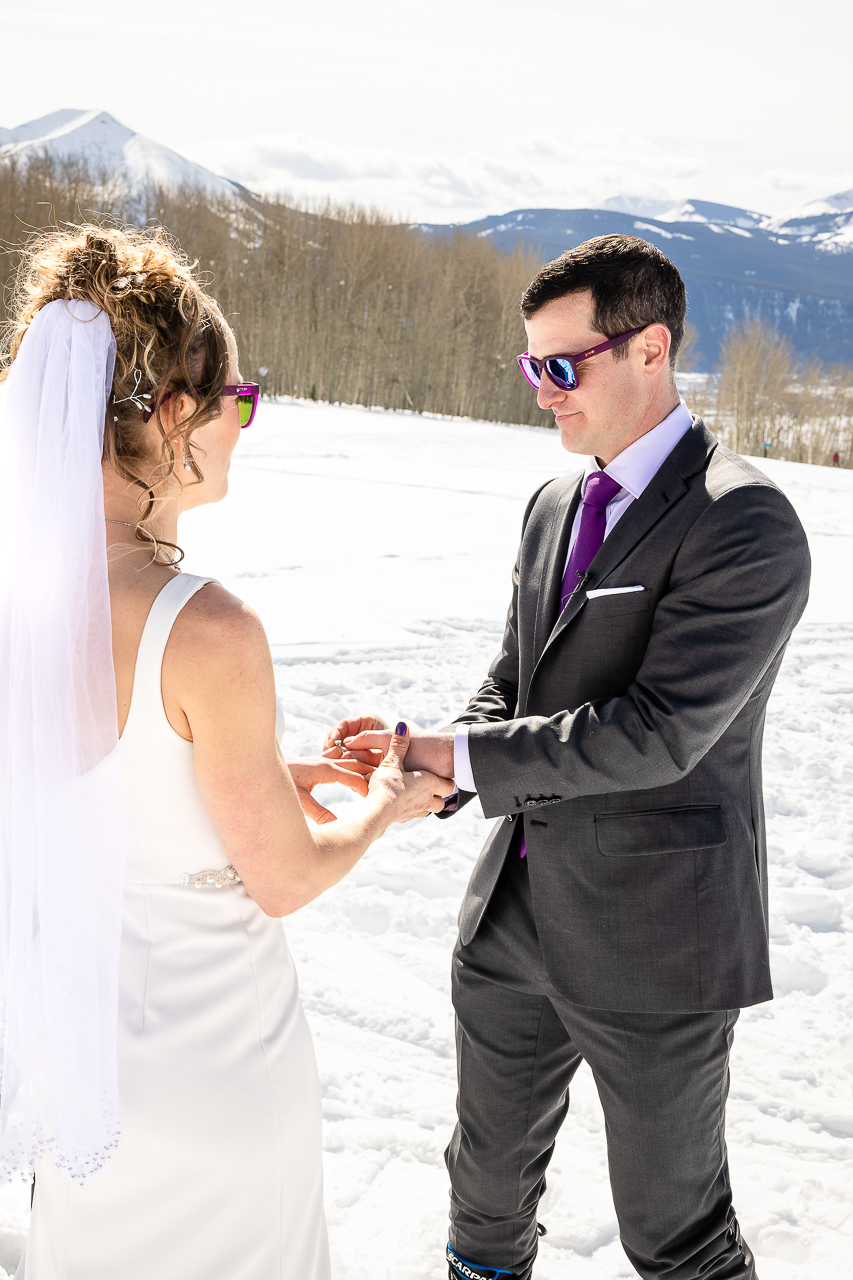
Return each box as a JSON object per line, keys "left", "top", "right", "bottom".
{"left": 368, "top": 724, "right": 455, "bottom": 823}
{"left": 286, "top": 756, "right": 375, "bottom": 825}
{"left": 322, "top": 712, "right": 390, "bottom": 765}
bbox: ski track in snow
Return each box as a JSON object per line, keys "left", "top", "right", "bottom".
{"left": 1, "top": 399, "right": 851, "bottom": 1279}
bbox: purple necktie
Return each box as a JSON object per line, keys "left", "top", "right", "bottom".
{"left": 519, "top": 470, "right": 621, "bottom": 860}
{"left": 559, "top": 470, "right": 623, "bottom": 612}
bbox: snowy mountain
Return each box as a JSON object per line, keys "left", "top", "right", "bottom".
{"left": 767, "top": 187, "right": 853, "bottom": 223}
{"left": 0, "top": 109, "right": 243, "bottom": 202}
{"left": 659, "top": 193, "right": 853, "bottom": 255}
{"left": 655, "top": 199, "right": 766, "bottom": 229}
{"left": 424, "top": 200, "right": 853, "bottom": 366}
{"left": 763, "top": 187, "right": 853, "bottom": 254}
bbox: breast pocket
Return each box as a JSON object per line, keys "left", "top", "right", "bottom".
{"left": 595, "top": 805, "right": 727, "bottom": 856}
{"left": 586, "top": 591, "right": 650, "bottom": 617}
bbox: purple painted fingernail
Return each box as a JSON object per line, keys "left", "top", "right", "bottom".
{"left": 396, "top": 721, "right": 407, "bottom": 736}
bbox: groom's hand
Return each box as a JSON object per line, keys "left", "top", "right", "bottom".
{"left": 342, "top": 728, "right": 454, "bottom": 779}
{"left": 322, "top": 713, "right": 390, "bottom": 765}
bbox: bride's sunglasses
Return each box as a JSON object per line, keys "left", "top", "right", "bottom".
{"left": 223, "top": 383, "right": 261, "bottom": 428}
{"left": 517, "top": 326, "right": 645, "bottom": 392}
{"left": 142, "top": 383, "right": 261, "bottom": 427}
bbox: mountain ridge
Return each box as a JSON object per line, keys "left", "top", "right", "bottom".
{"left": 3, "top": 109, "right": 851, "bottom": 366}
{"left": 421, "top": 200, "right": 853, "bottom": 365}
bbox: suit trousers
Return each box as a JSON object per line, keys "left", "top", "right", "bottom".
{"left": 446, "top": 844, "right": 756, "bottom": 1280}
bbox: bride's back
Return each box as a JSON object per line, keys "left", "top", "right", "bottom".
{"left": 116, "top": 572, "right": 236, "bottom": 890}
{"left": 110, "top": 562, "right": 184, "bottom": 738}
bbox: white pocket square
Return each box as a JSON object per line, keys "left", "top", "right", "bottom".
{"left": 587, "top": 585, "right": 645, "bottom": 599}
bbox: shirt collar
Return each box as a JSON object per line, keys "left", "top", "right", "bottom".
{"left": 582, "top": 401, "right": 694, "bottom": 499}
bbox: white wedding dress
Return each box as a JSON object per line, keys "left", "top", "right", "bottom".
{"left": 18, "top": 575, "right": 330, "bottom": 1280}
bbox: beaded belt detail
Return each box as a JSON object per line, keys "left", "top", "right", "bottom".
{"left": 181, "top": 866, "right": 242, "bottom": 890}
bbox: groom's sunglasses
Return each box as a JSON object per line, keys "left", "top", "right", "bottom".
{"left": 141, "top": 384, "right": 261, "bottom": 427}
{"left": 517, "top": 326, "right": 645, "bottom": 392}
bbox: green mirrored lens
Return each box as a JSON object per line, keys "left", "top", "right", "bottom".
{"left": 238, "top": 394, "right": 254, "bottom": 427}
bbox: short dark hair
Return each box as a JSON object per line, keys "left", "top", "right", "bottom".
{"left": 520, "top": 234, "right": 687, "bottom": 369}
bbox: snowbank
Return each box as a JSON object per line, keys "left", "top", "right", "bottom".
{"left": 2, "top": 400, "right": 850, "bottom": 1278}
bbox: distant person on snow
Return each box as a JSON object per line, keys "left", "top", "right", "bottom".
{"left": 832, "top": 450, "right": 840, "bottom": 466}
{"left": 327, "top": 235, "right": 811, "bottom": 1280}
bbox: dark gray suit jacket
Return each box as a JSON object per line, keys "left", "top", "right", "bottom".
{"left": 442, "top": 419, "right": 810, "bottom": 1013}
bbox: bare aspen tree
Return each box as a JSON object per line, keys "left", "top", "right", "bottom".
{"left": 716, "top": 318, "right": 794, "bottom": 456}
{"left": 677, "top": 321, "right": 701, "bottom": 373}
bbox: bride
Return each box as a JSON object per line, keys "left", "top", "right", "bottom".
{"left": 0, "top": 224, "right": 452, "bottom": 1279}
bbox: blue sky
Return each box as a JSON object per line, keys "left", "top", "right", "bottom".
{"left": 2, "top": 0, "right": 851, "bottom": 221}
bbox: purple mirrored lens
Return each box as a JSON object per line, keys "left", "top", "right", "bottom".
{"left": 517, "top": 354, "right": 578, "bottom": 392}
{"left": 544, "top": 358, "right": 577, "bottom": 391}
{"left": 518, "top": 356, "right": 542, "bottom": 389}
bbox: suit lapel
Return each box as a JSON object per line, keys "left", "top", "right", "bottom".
{"left": 535, "top": 420, "right": 716, "bottom": 663}
{"left": 532, "top": 473, "right": 583, "bottom": 665}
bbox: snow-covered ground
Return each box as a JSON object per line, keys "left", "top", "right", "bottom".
{"left": 1, "top": 399, "right": 851, "bottom": 1278}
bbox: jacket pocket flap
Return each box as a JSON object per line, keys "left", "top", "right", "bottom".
{"left": 595, "top": 805, "right": 727, "bottom": 856}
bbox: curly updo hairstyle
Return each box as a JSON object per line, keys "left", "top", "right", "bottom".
{"left": 0, "top": 223, "right": 232, "bottom": 564}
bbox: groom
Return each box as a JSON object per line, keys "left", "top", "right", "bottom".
{"left": 329, "top": 235, "right": 810, "bottom": 1280}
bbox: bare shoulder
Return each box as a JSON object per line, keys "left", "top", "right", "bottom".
{"left": 167, "top": 581, "right": 272, "bottom": 683}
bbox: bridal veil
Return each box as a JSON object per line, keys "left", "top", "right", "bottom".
{"left": 0, "top": 299, "right": 124, "bottom": 1184}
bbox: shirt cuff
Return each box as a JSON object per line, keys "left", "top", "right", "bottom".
{"left": 453, "top": 725, "right": 477, "bottom": 794}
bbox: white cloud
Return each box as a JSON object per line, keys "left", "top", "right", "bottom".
{"left": 185, "top": 130, "right": 852, "bottom": 226}
{"left": 185, "top": 131, "right": 708, "bottom": 225}
{"left": 764, "top": 168, "right": 853, "bottom": 196}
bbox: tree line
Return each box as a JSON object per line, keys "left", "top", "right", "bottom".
{"left": 688, "top": 318, "right": 852, "bottom": 467}
{"left": 0, "top": 153, "right": 550, "bottom": 427}
{"left": 1, "top": 153, "right": 850, "bottom": 465}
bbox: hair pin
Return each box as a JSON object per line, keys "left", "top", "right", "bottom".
{"left": 112, "top": 272, "right": 147, "bottom": 291}
{"left": 113, "top": 369, "right": 152, "bottom": 413}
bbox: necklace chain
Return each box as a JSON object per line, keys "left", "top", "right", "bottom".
{"left": 103, "top": 519, "right": 162, "bottom": 560}
{"left": 105, "top": 518, "right": 170, "bottom": 565}
{"left": 105, "top": 518, "right": 158, "bottom": 551}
